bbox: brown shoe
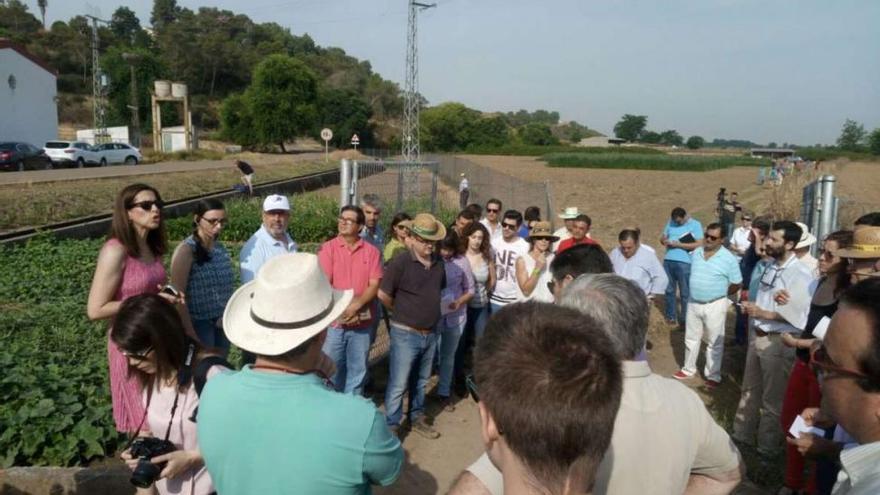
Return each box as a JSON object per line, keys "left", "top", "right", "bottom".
{"left": 411, "top": 417, "right": 440, "bottom": 439}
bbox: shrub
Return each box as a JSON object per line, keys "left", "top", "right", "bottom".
{"left": 544, "top": 153, "right": 767, "bottom": 171}
{"left": 465, "top": 144, "right": 664, "bottom": 156}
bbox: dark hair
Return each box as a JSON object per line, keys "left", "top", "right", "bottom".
{"left": 772, "top": 220, "right": 802, "bottom": 247}
{"left": 438, "top": 233, "right": 463, "bottom": 256}
{"left": 752, "top": 216, "right": 771, "bottom": 235}
{"left": 466, "top": 203, "right": 483, "bottom": 217}
{"left": 618, "top": 228, "right": 640, "bottom": 243}
{"left": 461, "top": 222, "right": 492, "bottom": 263}
{"left": 824, "top": 230, "right": 855, "bottom": 296}
{"left": 706, "top": 222, "right": 726, "bottom": 238}
{"left": 550, "top": 244, "right": 613, "bottom": 281}
{"left": 573, "top": 214, "right": 592, "bottom": 226}
{"left": 839, "top": 278, "right": 880, "bottom": 392}
{"left": 503, "top": 209, "right": 523, "bottom": 226}
{"left": 855, "top": 212, "right": 880, "bottom": 227}
{"left": 523, "top": 206, "right": 541, "bottom": 223}
{"left": 110, "top": 183, "right": 167, "bottom": 258}
{"left": 486, "top": 198, "right": 502, "bottom": 210}
{"left": 671, "top": 207, "right": 686, "bottom": 219}
{"left": 111, "top": 294, "right": 202, "bottom": 391}
{"left": 191, "top": 198, "right": 225, "bottom": 265}
{"left": 475, "top": 301, "right": 622, "bottom": 493}
{"left": 457, "top": 209, "right": 477, "bottom": 222}
{"left": 340, "top": 205, "right": 365, "bottom": 226}
{"left": 389, "top": 212, "right": 412, "bottom": 241}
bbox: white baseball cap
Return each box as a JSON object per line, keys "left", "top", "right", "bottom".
{"left": 262, "top": 194, "right": 290, "bottom": 212}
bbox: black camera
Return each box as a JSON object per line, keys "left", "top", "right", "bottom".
{"left": 128, "top": 437, "right": 176, "bottom": 488}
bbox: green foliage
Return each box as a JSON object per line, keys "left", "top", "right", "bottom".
{"left": 466, "top": 144, "right": 664, "bottom": 156}
{"left": 544, "top": 153, "right": 766, "bottom": 171}
{"left": 0, "top": 1, "right": 42, "bottom": 42}
{"left": 709, "top": 138, "right": 761, "bottom": 149}
{"left": 421, "top": 103, "right": 484, "bottom": 151}
{"left": 686, "top": 135, "right": 705, "bottom": 150}
{"left": 869, "top": 129, "right": 880, "bottom": 155}
{"left": 248, "top": 55, "right": 318, "bottom": 150}
{"left": 102, "top": 46, "right": 167, "bottom": 128}
{"left": 505, "top": 109, "right": 560, "bottom": 127}
{"left": 659, "top": 129, "right": 684, "bottom": 147}
{"left": 613, "top": 114, "right": 647, "bottom": 142}
{"left": 640, "top": 130, "right": 661, "bottom": 144}
{"left": 518, "top": 123, "right": 559, "bottom": 146}
{"left": 794, "top": 147, "right": 880, "bottom": 162}
{"left": 837, "top": 119, "right": 867, "bottom": 151}
{"left": 316, "top": 88, "right": 372, "bottom": 148}
{"left": 219, "top": 93, "right": 257, "bottom": 146}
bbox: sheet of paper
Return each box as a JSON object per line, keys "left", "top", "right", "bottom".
{"left": 788, "top": 414, "right": 825, "bottom": 439}
{"left": 812, "top": 316, "right": 831, "bottom": 341}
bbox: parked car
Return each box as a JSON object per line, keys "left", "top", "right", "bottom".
{"left": 43, "top": 141, "right": 101, "bottom": 168}
{"left": 91, "top": 142, "right": 142, "bottom": 165}
{"left": 0, "top": 142, "right": 53, "bottom": 172}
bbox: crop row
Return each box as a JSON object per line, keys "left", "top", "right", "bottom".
{"left": 543, "top": 152, "right": 769, "bottom": 171}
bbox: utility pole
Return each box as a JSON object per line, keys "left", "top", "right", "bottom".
{"left": 122, "top": 52, "right": 141, "bottom": 148}
{"left": 85, "top": 14, "right": 110, "bottom": 144}
{"left": 402, "top": 1, "right": 436, "bottom": 162}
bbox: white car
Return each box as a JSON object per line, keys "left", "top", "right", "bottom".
{"left": 91, "top": 142, "right": 143, "bottom": 165}
{"left": 43, "top": 141, "right": 101, "bottom": 168}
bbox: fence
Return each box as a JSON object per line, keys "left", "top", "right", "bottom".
{"left": 801, "top": 175, "right": 839, "bottom": 257}
{"left": 339, "top": 159, "right": 441, "bottom": 215}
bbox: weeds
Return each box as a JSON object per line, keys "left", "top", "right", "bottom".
{"left": 544, "top": 153, "right": 768, "bottom": 171}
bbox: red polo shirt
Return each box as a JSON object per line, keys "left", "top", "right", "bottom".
{"left": 556, "top": 236, "right": 599, "bottom": 254}
{"left": 318, "top": 236, "right": 383, "bottom": 328}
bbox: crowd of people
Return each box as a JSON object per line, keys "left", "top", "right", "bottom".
{"left": 84, "top": 180, "right": 880, "bottom": 495}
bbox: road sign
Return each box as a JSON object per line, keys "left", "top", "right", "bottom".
{"left": 351, "top": 133, "right": 360, "bottom": 150}
{"left": 321, "top": 128, "right": 333, "bottom": 141}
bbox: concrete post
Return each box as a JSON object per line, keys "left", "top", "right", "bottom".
{"left": 340, "top": 159, "right": 351, "bottom": 207}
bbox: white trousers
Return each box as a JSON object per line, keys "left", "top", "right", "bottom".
{"left": 682, "top": 298, "right": 730, "bottom": 382}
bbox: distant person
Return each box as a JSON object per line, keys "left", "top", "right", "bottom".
{"left": 718, "top": 190, "right": 738, "bottom": 241}
{"left": 198, "top": 253, "right": 403, "bottom": 494}
{"left": 518, "top": 206, "right": 541, "bottom": 238}
{"left": 360, "top": 194, "right": 384, "bottom": 254}
{"left": 555, "top": 214, "right": 599, "bottom": 254}
{"left": 729, "top": 214, "right": 753, "bottom": 261}
{"left": 459, "top": 173, "right": 470, "bottom": 210}
{"left": 234, "top": 159, "right": 254, "bottom": 195}
{"left": 489, "top": 210, "right": 529, "bottom": 311}
{"left": 480, "top": 198, "right": 504, "bottom": 243}
{"left": 384, "top": 212, "right": 412, "bottom": 262}
{"left": 660, "top": 207, "right": 703, "bottom": 326}
{"left": 794, "top": 221, "right": 819, "bottom": 275}
{"left": 610, "top": 228, "right": 668, "bottom": 298}
{"left": 553, "top": 206, "right": 579, "bottom": 251}
{"left": 515, "top": 221, "right": 558, "bottom": 302}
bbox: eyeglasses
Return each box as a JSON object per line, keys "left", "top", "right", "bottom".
{"left": 501, "top": 223, "right": 518, "bottom": 230}
{"left": 128, "top": 200, "right": 164, "bottom": 211}
{"left": 122, "top": 347, "right": 153, "bottom": 361}
{"left": 486, "top": 208, "right": 500, "bottom": 213}
{"left": 810, "top": 345, "right": 867, "bottom": 380}
{"left": 337, "top": 216, "right": 359, "bottom": 225}
{"left": 411, "top": 236, "right": 433, "bottom": 246}
{"left": 200, "top": 217, "right": 228, "bottom": 227}
{"left": 465, "top": 374, "right": 480, "bottom": 402}
{"left": 705, "top": 234, "right": 720, "bottom": 241}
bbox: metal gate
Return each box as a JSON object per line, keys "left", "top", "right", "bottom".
{"left": 339, "top": 158, "right": 440, "bottom": 214}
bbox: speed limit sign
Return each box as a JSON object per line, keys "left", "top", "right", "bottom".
{"left": 320, "top": 128, "right": 333, "bottom": 141}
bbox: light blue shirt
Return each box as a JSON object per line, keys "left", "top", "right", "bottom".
{"left": 360, "top": 224, "right": 385, "bottom": 255}
{"left": 239, "top": 225, "right": 297, "bottom": 284}
{"left": 611, "top": 244, "right": 669, "bottom": 296}
{"left": 663, "top": 218, "right": 703, "bottom": 264}
{"left": 688, "top": 246, "right": 742, "bottom": 302}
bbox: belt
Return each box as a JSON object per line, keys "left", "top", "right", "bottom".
{"left": 391, "top": 321, "right": 433, "bottom": 335}
{"left": 690, "top": 296, "right": 728, "bottom": 304}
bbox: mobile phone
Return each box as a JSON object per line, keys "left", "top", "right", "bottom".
{"left": 161, "top": 284, "right": 180, "bottom": 297}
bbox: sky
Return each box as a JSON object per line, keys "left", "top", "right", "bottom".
{"left": 39, "top": 0, "right": 880, "bottom": 145}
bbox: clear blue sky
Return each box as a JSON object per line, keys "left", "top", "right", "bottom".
{"left": 40, "top": 0, "right": 880, "bottom": 145}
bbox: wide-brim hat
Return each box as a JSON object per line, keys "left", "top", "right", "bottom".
{"left": 399, "top": 213, "right": 447, "bottom": 241}
{"left": 795, "top": 222, "right": 816, "bottom": 249}
{"left": 835, "top": 227, "right": 880, "bottom": 259}
{"left": 558, "top": 207, "right": 579, "bottom": 219}
{"left": 224, "top": 253, "right": 353, "bottom": 356}
{"left": 527, "top": 221, "right": 560, "bottom": 242}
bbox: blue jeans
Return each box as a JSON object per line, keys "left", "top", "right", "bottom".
{"left": 321, "top": 326, "right": 372, "bottom": 395}
{"left": 663, "top": 260, "right": 691, "bottom": 324}
{"left": 385, "top": 325, "right": 438, "bottom": 427}
{"left": 437, "top": 320, "right": 465, "bottom": 397}
{"left": 193, "top": 317, "right": 230, "bottom": 356}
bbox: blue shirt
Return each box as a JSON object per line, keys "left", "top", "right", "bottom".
{"left": 663, "top": 218, "right": 703, "bottom": 264}
{"left": 182, "top": 236, "right": 235, "bottom": 320}
{"left": 688, "top": 246, "right": 742, "bottom": 302}
{"left": 239, "top": 225, "right": 297, "bottom": 284}
{"left": 610, "top": 244, "right": 669, "bottom": 295}
{"left": 199, "top": 368, "right": 403, "bottom": 495}
{"left": 360, "top": 225, "right": 385, "bottom": 255}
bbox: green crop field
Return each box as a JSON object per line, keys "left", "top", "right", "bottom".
{"left": 464, "top": 144, "right": 664, "bottom": 156}
{"left": 543, "top": 152, "right": 769, "bottom": 171}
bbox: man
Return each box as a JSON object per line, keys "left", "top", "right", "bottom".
{"left": 318, "top": 206, "right": 383, "bottom": 395}
{"left": 480, "top": 198, "right": 503, "bottom": 243}
{"left": 733, "top": 216, "right": 770, "bottom": 346}
{"left": 360, "top": 193, "right": 384, "bottom": 254}
{"left": 547, "top": 243, "right": 614, "bottom": 300}
{"left": 794, "top": 221, "right": 818, "bottom": 275}
{"left": 839, "top": 226, "right": 880, "bottom": 283}
{"left": 717, "top": 191, "right": 738, "bottom": 241}
{"left": 817, "top": 278, "right": 880, "bottom": 494}
{"left": 735, "top": 221, "right": 815, "bottom": 456}
{"left": 234, "top": 159, "right": 254, "bottom": 195}
{"left": 459, "top": 173, "right": 470, "bottom": 210}
{"left": 378, "top": 213, "right": 447, "bottom": 439}
{"left": 729, "top": 214, "right": 753, "bottom": 260}
{"left": 553, "top": 206, "right": 579, "bottom": 251}
{"left": 198, "top": 253, "right": 403, "bottom": 494}
{"left": 489, "top": 210, "right": 530, "bottom": 312}
{"left": 673, "top": 223, "right": 742, "bottom": 388}
{"left": 451, "top": 274, "right": 744, "bottom": 495}
{"left": 610, "top": 228, "right": 668, "bottom": 298}
{"left": 555, "top": 214, "right": 599, "bottom": 254}
{"left": 661, "top": 207, "right": 704, "bottom": 326}
{"left": 471, "top": 302, "right": 623, "bottom": 495}
{"left": 451, "top": 209, "right": 477, "bottom": 237}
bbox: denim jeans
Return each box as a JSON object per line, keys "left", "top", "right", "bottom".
{"left": 193, "top": 317, "right": 229, "bottom": 356}
{"left": 437, "top": 320, "right": 466, "bottom": 397}
{"left": 321, "top": 325, "right": 372, "bottom": 395}
{"left": 663, "top": 260, "right": 691, "bottom": 324}
{"left": 385, "top": 325, "right": 439, "bottom": 427}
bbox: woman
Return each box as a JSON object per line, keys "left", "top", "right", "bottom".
{"left": 778, "top": 230, "right": 853, "bottom": 495}
{"left": 436, "top": 233, "right": 474, "bottom": 410}
{"left": 384, "top": 212, "right": 412, "bottom": 262}
{"left": 515, "top": 221, "right": 559, "bottom": 302}
{"left": 114, "top": 294, "right": 226, "bottom": 495}
{"left": 88, "top": 183, "right": 180, "bottom": 433}
{"left": 170, "top": 199, "right": 235, "bottom": 355}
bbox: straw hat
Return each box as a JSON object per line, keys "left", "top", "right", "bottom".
{"left": 399, "top": 213, "right": 447, "bottom": 241}
{"left": 795, "top": 222, "right": 816, "bottom": 249}
{"left": 223, "top": 253, "right": 353, "bottom": 356}
{"left": 558, "top": 207, "right": 580, "bottom": 219}
{"left": 835, "top": 227, "right": 880, "bottom": 259}
{"left": 527, "top": 221, "right": 560, "bottom": 242}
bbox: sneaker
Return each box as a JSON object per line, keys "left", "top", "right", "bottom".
{"left": 703, "top": 379, "right": 721, "bottom": 389}
{"left": 672, "top": 370, "right": 693, "bottom": 380}
{"left": 411, "top": 417, "right": 441, "bottom": 439}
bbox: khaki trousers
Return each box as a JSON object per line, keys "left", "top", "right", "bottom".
{"left": 733, "top": 332, "right": 796, "bottom": 454}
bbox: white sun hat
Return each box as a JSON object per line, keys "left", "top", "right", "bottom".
{"left": 223, "top": 253, "right": 352, "bottom": 356}
{"left": 558, "top": 206, "right": 580, "bottom": 219}
{"left": 795, "top": 222, "right": 817, "bottom": 249}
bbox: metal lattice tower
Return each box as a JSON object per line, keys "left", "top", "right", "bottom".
{"left": 402, "top": 1, "right": 435, "bottom": 162}
{"left": 86, "top": 15, "right": 109, "bottom": 142}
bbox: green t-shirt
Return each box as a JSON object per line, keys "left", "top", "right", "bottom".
{"left": 198, "top": 367, "right": 403, "bottom": 494}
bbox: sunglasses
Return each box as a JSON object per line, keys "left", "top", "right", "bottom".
{"left": 502, "top": 223, "right": 518, "bottom": 230}
{"left": 122, "top": 347, "right": 153, "bottom": 361}
{"left": 200, "top": 217, "right": 228, "bottom": 227}
{"left": 810, "top": 345, "right": 867, "bottom": 380}
{"left": 704, "top": 234, "right": 720, "bottom": 241}
{"left": 486, "top": 208, "right": 500, "bottom": 213}
{"left": 128, "top": 200, "right": 164, "bottom": 211}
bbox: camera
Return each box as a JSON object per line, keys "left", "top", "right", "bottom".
{"left": 128, "top": 437, "right": 176, "bottom": 488}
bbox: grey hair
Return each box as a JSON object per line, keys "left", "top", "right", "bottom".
{"left": 361, "top": 193, "right": 382, "bottom": 210}
{"left": 558, "top": 273, "right": 648, "bottom": 360}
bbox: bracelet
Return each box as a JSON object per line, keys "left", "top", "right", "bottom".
{"left": 531, "top": 268, "right": 541, "bottom": 277}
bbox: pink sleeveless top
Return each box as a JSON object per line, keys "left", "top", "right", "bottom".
{"left": 103, "top": 238, "right": 166, "bottom": 433}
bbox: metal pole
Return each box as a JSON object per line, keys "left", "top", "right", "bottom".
{"left": 818, "top": 175, "right": 837, "bottom": 248}
{"left": 340, "top": 159, "right": 351, "bottom": 208}
{"left": 430, "top": 162, "right": 438, "bottom": 214}
{"left": 351, "top": 160, "right": 359, "bottom": 206}
{"left": 396, "top": 164, "right": 405, "bottom": 214}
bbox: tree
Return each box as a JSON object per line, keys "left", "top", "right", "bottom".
{"left": 219, "top": 93, "right": 257, "bottom": 146}
{"left": 247, "top": 54, "right": 318, "bottom": 151}
{"left": 37, "top": 0, "right": 46, "bottom": 29}
{"left": 316, "top": 88, "right": 372, "bottom": 148}
{"left": 837, "top": 119, "right": 866, "bottom": 151}
{"left": 767, "top": 142, "right": 777, "bottom": 148}
{"left": 659, "top": 129, "right": 683, "bottom": 147}
{"left": 421, "top": 102, "right": 481, "bottom": 151}
{"left": 640, "top": 130, "right": 661, "bottom": 144}
{"left": 868, "top": 128, "right": 880, "bottom": 155}
{"left": 471, "top": 116, "right": 510, "bottom": 148}
{"left": 110, "top": 7, "right": 146, "bottom": 46}
{"left": 686, "top": 135, "right": 705, "bottom": 150}
{"left": 613, "top": 114, "right": 647, "bottom": 142}
{"left": 519, "top": 123, "right": 558, "bottom": 146}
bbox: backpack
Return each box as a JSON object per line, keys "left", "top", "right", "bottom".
{"left": 188, "top": 354, "right": 234, "bottom": 422}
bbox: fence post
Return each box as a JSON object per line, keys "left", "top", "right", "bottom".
{"left": 544, "top": 180, "right": 555, "bottom": 231}
{"left": 396, "top": 164, "right": 405, "bottom": 214}
{"left": 351, "top": 160, "right": 359, "bottom": 205}
{"left": 817, "top": 175, "right": 837, "bottom": 255}
{"left": 430, "top": 162, "right": 438, "bottom": 214}
{"left": 340, "top": 159, "right": 351, "bottom": 207}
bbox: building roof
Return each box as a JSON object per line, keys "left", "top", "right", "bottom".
{"left": 0, "top": 39, "right": 58, "bottom": 77}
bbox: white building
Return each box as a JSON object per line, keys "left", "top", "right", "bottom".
{"left": 0, "top": 39, "right": 58, "bottom": 145}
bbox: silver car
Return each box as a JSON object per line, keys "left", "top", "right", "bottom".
{"left": 43, "top": 141, "right": 101, "bottom": 168}
{"left": 91, "top": 142, "right": 143, "bottom": 165}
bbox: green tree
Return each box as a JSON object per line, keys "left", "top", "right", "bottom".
{"left": 868, "top": 128, "right": 880, "bottom": 155}
{"left": 151, "top": 0, "right": 179, "bottom": 31}
{"left": 767, "top": 142, "right": 777, "bottom": 148}
{"left": 316, "top": 88, "right": 372, "bottom": 148}
{"left": 659, "top": 129, "right": 684, "bottom": 146}
{"left": 640, "top": 130, "right": 661, "bottom": 144}
{"left": 37, "top": 0, "right": 46, "bottom": 29}
{"left": 247, "top": 54, "right": 318, "bottom": 151}
{"left": 519, "top": 123, "right": 558, "bottom": 146}
{"left": 471, "top": 116, "right": 510, "bottom": 148}
{"left": 110, "top": 7, "right": 149, "bottom": 47}
{"left": 219, "top": 93, "right": 257, "bottom": 146}
{"left": 613, "top": 114, "right": 647, "bottom": 142}
{"left": 685, "top": 135, "right": 705, "bottom": 150}
{"left": 837, "top": 119, "right": 866, "bottom": 151}
{"left": 421, "top": 102, "right": 481, "bottom": 151}
{"left": 101, "top": 46, "right": 166, "bottom": 128}
{"left": 0, "top": 0, "right": 42, "bottom": 41}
